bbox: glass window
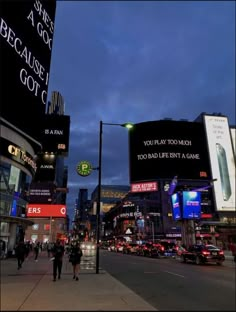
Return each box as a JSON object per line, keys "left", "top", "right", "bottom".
{"left": 32, "top": 224, "right": 39, "bottom": 230}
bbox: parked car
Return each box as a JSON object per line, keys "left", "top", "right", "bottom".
{"left": 180, "top": 244, "right": 225, "bottom": 265}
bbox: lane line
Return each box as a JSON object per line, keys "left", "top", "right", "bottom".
{"left": 164, "top": 270, "right": 185, "bottom": 278}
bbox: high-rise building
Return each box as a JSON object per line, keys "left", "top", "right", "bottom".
{"left": 47, "top": 91, "right": 65, "bottom": 115}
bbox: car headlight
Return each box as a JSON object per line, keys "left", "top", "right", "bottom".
{"left": 87, "top": 245, "right": 91, "bottom": 249}
{"left": 81, "top": 244, "right": 85, "bottom": 249}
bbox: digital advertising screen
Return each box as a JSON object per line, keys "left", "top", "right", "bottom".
{"left": 182, "top": 191, "right": 201, "bottom": 219}
{"left": 39, "top": 114, "right": 70, "bottom": 156}
{"left": 26, "top": 204, "right": 67, "bottom": 218}
{"left": 171, "top": 193, "right": 181, "bottom": 221}
{"left": 129, "top": 120, "right": 211, "bottom": 182}
{"left": 0, "top": 0, "right": 56, "bottom": 139}
{"left": 204, "top": 115, "right": 236, "bottom": 211}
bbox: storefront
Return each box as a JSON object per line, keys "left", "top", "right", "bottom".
{"left": 0, "top": 119, "right": 41, "bottom": 255}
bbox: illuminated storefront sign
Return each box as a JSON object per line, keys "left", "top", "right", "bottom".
{"left": 27, "top": 204, "right": 66, "bottom": 217}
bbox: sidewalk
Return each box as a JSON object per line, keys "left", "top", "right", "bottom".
{"left": 0, "top": 251, "right": 157, "bottom": 311}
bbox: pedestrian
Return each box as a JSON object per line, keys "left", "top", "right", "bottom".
{"left": 15, "top": 241, "right": 25, "bottom": 270}
{"left": 34, "top": 242, "right": 40, "bottom": 261}
{"left": 24, "top": 242, "right": 30, "bottom": 260}
{"left": 69, "top": 242, "right": 83, "bottom": 281}
{"left": 51, "top": 239, "right": 65, "bottom": 281}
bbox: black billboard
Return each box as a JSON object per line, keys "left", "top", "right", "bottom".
{"left": 28, "top": 181, "right": 56, "bottom": 203}
{"left": 39, "top": 114, "right": 70, "bottom": 156}
{"left": 129, "top": 120, "right": 211, "bottom": 182}
{"left": 0, "top": 0, "right": 56, "bottom": 139}
{"left": 34, "top": 153, "right": 56, "bottom": 182}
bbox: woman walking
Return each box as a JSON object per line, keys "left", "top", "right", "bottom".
{"left": 69, "top": 242, "right": 83, "bottom": 281}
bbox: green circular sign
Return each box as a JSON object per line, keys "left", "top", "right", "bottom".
{"left": 76, "top": 161, "right": 93, "bottom": 176}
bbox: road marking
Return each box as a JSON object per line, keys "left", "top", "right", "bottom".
{"left": 164, "top": 271, "right": 185, "bottom": 278}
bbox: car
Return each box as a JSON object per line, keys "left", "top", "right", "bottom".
{"left": 115, "top": 243, "right": 125, "bottom": 252}
{"left": 180, "top": 244, "right": 225, "bottom": 265}
{"left": 80, "top": 241, "right": 96, "bottom": 251}
{"left": 136, "top": 242, "right": 163, "bottom": 257}
{"left": 123, "top": 243, "right": 139, "bottom": 254}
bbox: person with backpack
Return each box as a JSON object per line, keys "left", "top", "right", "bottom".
{"left": 69, "top": 241, "right": 83, "bottom": 281}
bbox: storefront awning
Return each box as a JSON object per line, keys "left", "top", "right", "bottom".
{"left": 0, "top": 215, "right": 34, "bottom": 226}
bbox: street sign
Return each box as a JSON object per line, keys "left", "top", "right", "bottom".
{"left": 76, "top": 161, "right": 93, "bottom": 176}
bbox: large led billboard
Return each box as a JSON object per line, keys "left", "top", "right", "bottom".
{"left": 204, "top": 115, "right": 236, "bottom": 211}
{"left": 171, "top": 193, "right": 181, "bottom": 221}
{"left": 182, "top": 191, "right": 201, "bottom": 219}
{"left": 0, "top": 0, "right": 56, "bottom": 139}
{"left": 129, "top": 120, "right": 211, "bottom": 182}
{"left": 27, "top": 204, "right": 66, "bottom": 217}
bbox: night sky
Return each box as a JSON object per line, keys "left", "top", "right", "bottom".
{"left": 47, "top": 1, "right": 235, "bottom": 221}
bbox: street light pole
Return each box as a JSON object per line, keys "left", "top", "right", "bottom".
{"left": 96, "top": 121, "right": 103, "bottom": 274}
{"left": 95, "top": 120, "right": 133, "bottom": 274}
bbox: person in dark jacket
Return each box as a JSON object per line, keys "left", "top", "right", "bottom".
{"left": 69, "top": 242, "right": 83, "bottom": 281}
{"left": 15, "top": 241, "right": 25, "bottom": 270}
{"left": 51, "top": 239, "right": 65, "bottom": 281}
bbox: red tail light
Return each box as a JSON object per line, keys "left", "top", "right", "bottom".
{"left": 202, "top": 251, "right": 210, "bottom": 255}
{"left": 219, "top": 250, "right": 224, "bottom": 255}
{"left": 161, "top": 246, "right": 164, "bottom": 251}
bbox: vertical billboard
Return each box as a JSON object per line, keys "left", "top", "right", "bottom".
{"left": 0, "top": 0, "right": 56, "bottom": 139}
{"left": 129, "top": 120, "right": 211, "bottom": 182}
{"left": 171, "top": 193, "right": 181, "bottom": 221}
{"left": 182, "top": 191, "right": 201, "bottom": 219}
{"left": 204, "top": 115, "right": 236, "bottom": 211}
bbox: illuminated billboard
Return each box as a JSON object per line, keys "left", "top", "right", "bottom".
{"left": 27, "top": 204, "right": 66, "bottom": 217}
{"left": 29, "top": 182, "right": 56, "bottom": 203}
{"left": 0, "top": 0, "right": 56, "bottom": 139}
{"left": 204, "top": 115, "right": 236, "bottom": 211}
{"left": 182, "top": 191, "right": 201, "bottom": 219}
{"left": 131, "top": 182, "right": 158, "bottom": 192}
{"left": 39, "top": 114, "right": 70, "bottom": 156}
{"left": 129, "top": 120, "right": 210, "bottom": 182}
{"left": 171, "top": 193, "right": 181, "bottom": 221}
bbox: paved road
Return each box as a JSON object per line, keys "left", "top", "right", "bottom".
{"left": 100, "top": 250, "right": 236, "bottom": 311}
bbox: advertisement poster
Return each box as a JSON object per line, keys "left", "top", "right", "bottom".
{"left": 182, "top": 191, "right": 201, "bottom": 219}
{"left": 204, "top": 115, "right": 236, "bottom": 211}
{"left": 171, "top": 193, "right": 181, "bottom": 221}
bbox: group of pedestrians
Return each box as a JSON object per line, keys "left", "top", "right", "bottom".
{"left": 51, "top": 239, "right": 83, "bottom": 282}
{"left": 14, "top": 239, "right": 83, "bottom": 281}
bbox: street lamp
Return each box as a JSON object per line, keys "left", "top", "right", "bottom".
{"left": 96, "top": 120, "right": 133, "bottom": 274}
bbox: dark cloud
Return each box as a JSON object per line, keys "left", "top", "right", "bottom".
{"left": 48, "top": 1, "right": 235, "bottom": 220}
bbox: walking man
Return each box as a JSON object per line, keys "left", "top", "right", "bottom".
{"left": 51, "top": 239, "right": 65, "bottom": 281}
{"left": 15, "top": 241, "right": 25, "bottom": 270}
